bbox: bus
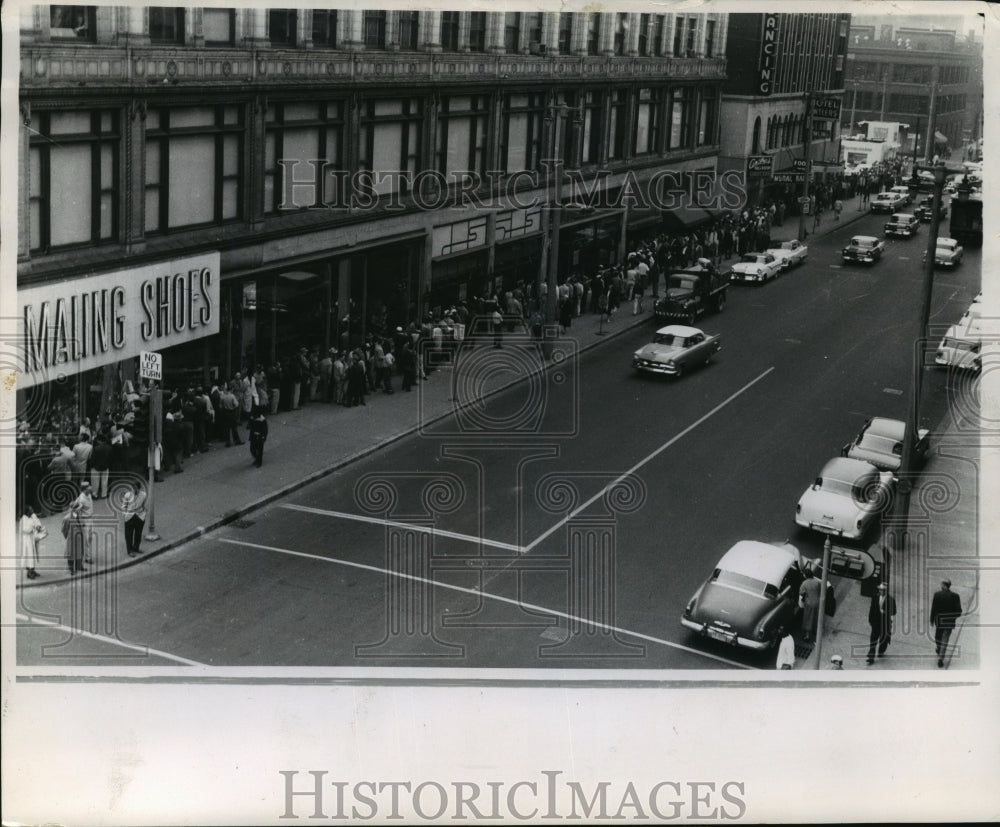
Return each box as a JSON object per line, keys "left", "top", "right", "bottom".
{"left": 949, "top": 192, "right": 983, "bottom": 247}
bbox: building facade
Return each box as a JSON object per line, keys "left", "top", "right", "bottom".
{"left": 719, "top": 12, "right": 850, "bottom": 207}
{"left": 18, "top": 6, "right": 729, "bottom": 427}
{"left": 842, "top": 15, "right": 983, "bottom": 160}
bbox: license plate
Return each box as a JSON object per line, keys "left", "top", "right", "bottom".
{"left": 706, "top": 626, "right": 735, "bottom": 643}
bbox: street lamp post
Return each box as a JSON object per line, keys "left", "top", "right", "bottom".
{"left": 797, "top": 91, "right": 812, "bottom": 243}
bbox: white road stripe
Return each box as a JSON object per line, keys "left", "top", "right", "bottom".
{"left": 218, "top": 537, "right": 754, "bottom": 670}
{"left": 15, "top": 613, "right": 208, "bottom": 666}
{"left": 279, "top": 504, "right": 522, "bottom": 553}
{"left": 524, "top": 367, "right": 776, "bottom": 552}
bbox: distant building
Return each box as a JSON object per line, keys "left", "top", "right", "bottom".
{"left": 843, "top": 15, "right": 983, "bottom": 161}
{"left": 720, "top": 13, "right": 851, "bottom": 208}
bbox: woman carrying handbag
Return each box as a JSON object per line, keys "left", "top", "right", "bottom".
{"left": 20, "top": 505, "right": 45, "bottom": 580}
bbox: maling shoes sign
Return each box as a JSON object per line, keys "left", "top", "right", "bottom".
{"left": 18, "top": 252, "right": 220, "bottom": 389}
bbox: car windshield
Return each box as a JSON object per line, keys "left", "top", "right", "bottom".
{"left": 741, "top": 254, "right": 761, "bottom": 263}
{"left": 712, "top": 569, "right": 776, "bottom": 599}
{"left": 852, "top": 239, "right": 874, "bottom": 249}
{"left": 858, "top": 433, "right": 898, "bottom": 455}
{"left": 653, "top": 333, "right": 681, "bottom": 346}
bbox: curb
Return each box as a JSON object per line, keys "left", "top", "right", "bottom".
{"left": 23, "top": 311, "right": 651, "bottom": 587}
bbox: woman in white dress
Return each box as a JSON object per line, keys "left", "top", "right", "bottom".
{"left": 20, "top": 505, "right": 44, "bottom": 580}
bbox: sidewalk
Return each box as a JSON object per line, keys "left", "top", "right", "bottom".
{"left": 800, "top": 413, "right": 981, "bottom": 672}
{"left": 19, "top": 193, "right": 873, "bottom": 588}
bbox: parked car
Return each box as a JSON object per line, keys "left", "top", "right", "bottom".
{"left": 795, "top": 457, "right": 895, "bottom": 540}
{"left": 884, "top": 213, "right": 920, "bottom": 239}
{"left": 632, "top": 325, "right": 721, "bottom": 377}
{"left": 841, "top": 417, "right": 930, "bottom": 473}
{"left": 765, "top": 239, "right": 809, "bottom": 270}
{"left": 730, "top": 252, "right": 783, "bottom": 284}
{"left": 681, "top": 540, "right": 806, "bottom": 650}
{"left": 932, "top": 237, "right": 964, "bottom": 268}
{"left": 914, "top": 196, "right": 947, "bottom": 223}
{"left": 870, "top": 192, "right": 906, "bottom": 213}
{"left": 842, "top": 235, "right": 885, "bottom": 265}
{"left": 935, "top": 323, "right": 982, "bottom": 372}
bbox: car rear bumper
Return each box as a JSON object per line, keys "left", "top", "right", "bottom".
{"left": 680, "top": 618, "right": 769, "bottom": 650}
{"left": 795, "top": 515, "right": 862, "bottom": 539}
{"left": 885, "top": 228, "right": 915, "bottom": 237}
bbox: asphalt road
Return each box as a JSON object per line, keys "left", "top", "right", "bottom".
{"left": 17, "top": 208, "right": 980, "bottom": 670}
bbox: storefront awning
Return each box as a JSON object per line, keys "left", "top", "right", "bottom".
{"left": 662, "top": 204, "right": 714, "bottom": 232}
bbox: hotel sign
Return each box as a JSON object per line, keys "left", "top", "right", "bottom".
{"left": 757, "top": 14, "right": 779, "bottom": 95}
{"left": 18, "top": 252, "right": 220, "bottom": 390}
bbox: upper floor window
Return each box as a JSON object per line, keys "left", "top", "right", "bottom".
{"left": 504, "top": 12, "right": 520, "bottom": 53}
{"left": 312, "top": 10, "right": 337, "bottom": 48}
{"left": 441, "top": 12, "right": 460, "bottom": 51}
{"left": 527, "top": 12, "right": 543, "bottom": 47}
{"left": 557, "top": 13, "right": 572, "bottom": 54}
{"left": 265, "top": 101, "right": 345, "bottom": 212}
{"left": 614, "top": 13, "right": 627, "bottom": 56}
{"left": 581, "top": 91, "right": 603, "bottom": 165}
{"left": 685, "top": 17, "right": 697, "bottom": 56}
{"left": 27, "top": 109, "right": 119, "bottom": 253}
{"left": 269, "top": 10, "right": 296, "bottom": 46}
{"left": 49, "top": 5, "right": 95, "bottom": 41}
{"left": 651, "top": 15, "right": 665, "bottom": 56}
{"left": 586, "top": 13, "right": 601, "bottom": 56}
{"left": 358, "top": 98, "right": 424, "bottom": 197}
{"left": 501, "top": 93, "right": 545, "bottom": 173}
{"left": 203, "top": 8, "right": 235, "bottom": 47}
{"left": 638, "top": 14, "right": 650, "bottom": 56}
{"left": 398, "top": 11, "right": 419, "bottom": 50}
{"left": 364, "top": 10, "right": 386, "bottom": 48}
{"left": 705, "top": 19, "right": 716, "bottom": 57}
{"left": 468, "top": 12, "right": 487, "bottom": 52}
{"left": 149, "top": 7, "right": 185, "bottom": 44}
{"left": 634, "top": 87, "right": 663, "bottom": 154}
{"left": 437, "top": 95, "right": 490, "bottom": 181}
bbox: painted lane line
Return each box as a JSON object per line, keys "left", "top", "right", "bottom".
{"left": 523, "top": 367, "right": 776, "bottom": 553}
{"left": 218, "top": 537, "right": 754, "bottom": 670}
{"left": 279, "top": 504, "right": 522, "bottom": 553}
{"left": 15, "top": 612, "right": 208, "bottom": 666}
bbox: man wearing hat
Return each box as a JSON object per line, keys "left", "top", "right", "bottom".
{"left": 828, "top": 654, "right": 844, "bottom": 670}
{"left": 66, "top": 481, "right": 95, "bottom": 572}
{"left": 866, "top": 581, "right": 897, "bottom": 664}
{"left": 930, "top": 578, "right": 963, "bottom": 668}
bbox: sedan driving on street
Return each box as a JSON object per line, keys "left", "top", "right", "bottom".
{"left": 766, "top": 239, "right": 809, "bottom": 270}
{"left": 884, "top": 213, "right": 920, "bottom": 239}
{"left": 933, "top": 237, "right": 964, "bottom": 268}
{"left": 914, "top": 196, "right": 947, "bottom": 223}
{"left": 795, "top": 457, "right": 895, "bottom": 540}
{"left": 842, "top": 235, "right": 885, "bottom": 265}
{"left": 729, "top": 252, "right": 783, "bottom": 283}
{"left": 681, "top": 540, "right": 806, "bottom": 650}
{"left": 633, "top": 325, "right": 720, "bottom": 377}
{"left": 870, "top": 192, "right": 906, "bottom": 213}
{"left": 841, "top": 417, "right": 930, "bottom": 473}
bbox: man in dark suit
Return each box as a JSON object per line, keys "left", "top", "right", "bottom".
{"left": 930, "top": 579, "right": 963, "bottom": 668}
{"left": 867, "top": 581, "right": 897, "bottom": 664}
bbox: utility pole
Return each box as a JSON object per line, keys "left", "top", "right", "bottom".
{"left": 797, "top": 91, "right": 812, "bottom": 243}
{"left": 814, "top": 537, "right": 832, "bottom": 669}
{"left": 879, "top": 70, "right": 888, "bottom": 120}
{"left": 924, "top": 69, "right": 938, "bottom": 163}
{"left": 849, "top": 82, "right": 858, "bottom": 136}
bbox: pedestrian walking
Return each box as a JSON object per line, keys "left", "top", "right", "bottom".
{"left": 20, "top": 504, "right": 44, "bottom": 580}
{"left": 866, "top": 581, "right": 897, "bottom": 664}
{"left": 776, "top": 629, "right": 796, "bottom": 670}
{"left": 121, "top": 484, "right": 148, "bottom": 557}
{"left": 333, "top": 351, "right": 348, "bottom": 404}
{"left": 930, "top": 578, "right": 963, "bottom": 668}
{"left": 248, "top": 407, "right": 269, "bottom": 468}
{"left": 631, "top": 278, "right": 644, "bottom": 316}
{"left": 492, "top": 308, "right": 504, "bottom": 348}
{"left": 89, "top": 434, "right": 111, "bottom": 498}
{"left": 834, "top": 198, "right": 843, "bottom": 220}
{"left": 797, "top": 564, "right": 822, "bottom": 642}
{"left": 66, "top": 480, "right": 95, "bottom": 573}
{"left": 217, "top": 386, "right": 242, "bottom": 446}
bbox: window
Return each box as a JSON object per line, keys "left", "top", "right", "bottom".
{"left": 312, "top": 10, "right": 337, "bottom": 48}
{"left": 614, "top": 13, "right": 627, "bottom": 56}
{"left": 685, "top": 17, "right": 697, "bottom": 56}
{"left": 440, "top": 12, "right": 460, "bottom": 51}
{"left": 652, "top": 15, "right": 664, "bottom": 56}
{"left": 608, "top": 89, "right": 627, "bottom": 160}
{"left": 527, "top": 13, "right": 543, "bottom": 47}
{"left": 672, "top": 17, "right": 684, "bottom": 56}
{"left": 501, "top": 93, "right": 545, "bottom": 173}
{"left": 269, "top": 10, "right": 296, "bottom": 47}
{"left": 667, "top": 87, "right": 693, "bottom": 150}
{"left": 705, "top": 19, "right": 716, "bottom": 57}
{"left": 264, "top": 101, "right": 345, "bottom": 212}
{"left": 586, "top": 13, "right": 601, "bottom": 56}
{"left": 581, "top": 91, "right": 603, "bottom": 164}
{"left": 358, "top": 98, "right": 423, "bottom": 197}
{"left": 27, "top": 109, "right": 119, "bottom": 252}
{"left": 751, "top": 116, "right": 761, "bottom": 154}
{"left": 204, "top": 8, "right": 235, "bottom": 46}
{"left": 398, "top": 12, "right": 419, "bottom": 50}
{"left": 557, "top": 12, "right": 573, "bottom": 54}
{"left": 49, "top": 6, "right": 96, "bottom": 41}
{"left": 149, "top": 7, "right": 185, "bottom": 44}
{"left": 437, "top": 95, "right": 489, "bottom": 182}
{"left": 468, "top": 12, "right": 487, "bottom": 52}
{"left": 634, "top": 88, "right": 662, "bottom": 154}
{"left": 145, "top": 105, "right": 242, "bottom": 233}
{"left": 504, "top": 12, "right": 520, "bottom": 53}
{"left": 364, "top": 10, "right": 386, "bottom": 49}
{"left": 638, "top": 14, "right": 650, "bottom": 56}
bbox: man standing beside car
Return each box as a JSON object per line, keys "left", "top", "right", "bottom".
{"left": 867, "top": 581, "right": 897, "bottom": 664}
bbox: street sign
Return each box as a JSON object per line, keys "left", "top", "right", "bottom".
{"left": 772, "top": 173, "right": 806, "bottom": 184}
{"left": 812, "top": 96, "right": 842, "bottom": 120}
{"left": 747, "top": 155, "right": 773, "bottom": 175}
{"left": 792, "top": 159, "right": 808, "bottom": 172}
{"left": 139, "top": 350, "right": 162, "bottom": 381}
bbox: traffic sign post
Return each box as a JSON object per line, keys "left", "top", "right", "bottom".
{"left": 144, "top": 362, "right": 163, "bottom": 542}
{"left": 139, "top": 350, "right": 162, "bottom": 382}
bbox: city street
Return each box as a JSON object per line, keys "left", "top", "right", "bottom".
{"left": 16, "top": 208, "right": 980, "bottom": 670}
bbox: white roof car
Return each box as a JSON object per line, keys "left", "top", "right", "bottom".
{"left": 765, "top": 239, "right": 809, "bottom": 270}
{"left": 795, "top": 457, "right": 895, "bottom": 540}
{"left": 841, "top": 417, "right": 931, "bottom": 473}
{"left": 933, "top": 237, "right": 964, "bottom": 267}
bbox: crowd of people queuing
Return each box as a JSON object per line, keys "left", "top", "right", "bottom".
{"left": 19, "top": 174, "right": 887, "bottom": 578}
